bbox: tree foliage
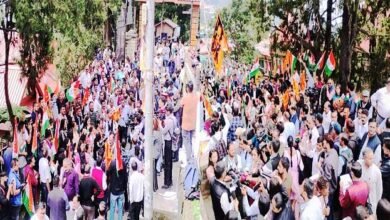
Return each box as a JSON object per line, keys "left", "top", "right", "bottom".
{"left": 220, "top": 0, "right": 390, "bottom": 91}
{"left": 13, "top": 0, "right": 122, "bottom": 89}
{"left": 221, "top": 0, "right": 269, "bottom": 64}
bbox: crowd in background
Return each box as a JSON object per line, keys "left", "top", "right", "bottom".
{"left": 201, "top": 57, "right": 390, "bottom": 220}
{"left": 0, "top": 36, "right": 200, "bottom": 220}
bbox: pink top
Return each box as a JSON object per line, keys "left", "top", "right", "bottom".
{"left": 91, "top": 167, "right": 105, "bottom": 199}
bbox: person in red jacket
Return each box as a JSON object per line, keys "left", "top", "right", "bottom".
{"left": 339, "top": 161, "right": 369, "bottom": 219}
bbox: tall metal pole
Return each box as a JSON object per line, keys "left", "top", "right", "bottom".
{"left": 143, "top": 0, "right": 155, "bottom": 219}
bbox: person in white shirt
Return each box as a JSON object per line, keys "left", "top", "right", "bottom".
{"left": 371, "top": 77, "right": 390, "bottom": 126}
{"left": 223, "top": 142, "right": 242, "bottom": 173}
{"left": 359, "top": 148, "right": 383, "bottom": 213}
{"left": 31, "top": 202, "right": 50, "bottom": 220}
{"left": 207, "top": 112, "right": 230, "bottom": 153}
{"left": 241, "top": 177, "right": 270, "bottom": 219}
{"left": 355, "top": 109, "right": 369, "bottom": 139}
{"left": 322, "top": 102, "right": 332, "bottom": 134}
{"left": 39, "top": 147, "right": 51, "bottom": 203}
{"left": 300, "top": 179, "right": 324, "bottom": 220}
{"left": 128, "top": 161, "right": 145, "bottom": 220}
{"left": 282, "top": 112, "right": 297, "bottom": 138}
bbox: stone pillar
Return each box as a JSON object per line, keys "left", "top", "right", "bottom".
{"left": 190, "top": 5, "right": 200, "bottom": 47}
{"left": 125, "top": 29, "right": 138, "bottom": 60}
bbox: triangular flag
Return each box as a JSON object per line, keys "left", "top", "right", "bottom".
{"left": 325, "top": 51, "right": 336, "bottom": 77}
{"left": 82, "top": 88, "right": 90, "bottom": 106}
{"left": 316, "top": 52, "right": 326, "bottom": 71}
{"left": 282, "top": 90, "right": 290, "bottom": 111}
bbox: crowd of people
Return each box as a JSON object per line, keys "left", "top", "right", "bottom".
{"left": 201, "top": 57, "right": 390, "bottom": 220}
{"left": 0, "top": 36, "right": 201, "bottom": 220}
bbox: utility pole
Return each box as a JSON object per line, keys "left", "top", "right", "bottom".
{"left": 143, "top": 0, "right": 155, "bottom": 219}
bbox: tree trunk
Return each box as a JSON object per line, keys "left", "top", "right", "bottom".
{"left": 339, "top": 0, "right": 358, "bottom": 92}
{"left": 325, "top": 0, "right": 332, "bottom": 52}
{"left": 4, "top": 30, "right": 15, "bottom": 129}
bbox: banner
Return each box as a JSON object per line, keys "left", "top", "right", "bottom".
{"left": 211, "top": 15, "right": 228, "bottom": 74}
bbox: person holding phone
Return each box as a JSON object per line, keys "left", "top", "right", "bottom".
{"left": 8, "top": 159, "right": 24, "bottom": 220}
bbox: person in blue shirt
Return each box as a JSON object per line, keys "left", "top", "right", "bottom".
{"left": 3, "top": 143, "right": 13, "bottom": 175}
{"left": 8, "top": 159, "right": 25, "bottom": 220}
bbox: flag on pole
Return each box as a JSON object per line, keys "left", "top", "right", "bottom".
{"left": 43, "top": 84, "right": 53, "bottom": 103}
{"left": 211, "top": 15, "right": 228, "bottom": 74}
{"left": 292, "top": 78, "right": 300, "bottom": 98}
{"left": 22, "top": 175, "right": 35, "bottom": 216}
{"left": 291, "top": 54, "right": 298, "bottom": 74}
{"left": 82, "top": 88, "right": 90, "bottom": 106}
{"left": 41, "top": 110, "right": 50, "bottom": 138}
{"left": 282, "top": 91, "right": 290, "bottom": 111}
{"left": 204, "top": 95, "right": 213, "bottom": 118}
{"left": 53, "top": 119, "right": 60, "bottom": 154}
{"left": 66, "top": 80, "right": 80, "bottom": 102}
{"left": 12, "top": 119, "right": 18, "bottom": 158}
{"left": 300, "top": 70, "right": 306, "bottom": 91}
{"left": 283, "top": 50, "right": 292, "bottom": 73}
{"left": 316, "top": 52, "right": 326, "bottom": 71}
{"left": 104, "top": 141, "right": 113, "bottom": 168}
{"left": 114, "top": 133, "right": 123, "bottom": 171}
{"left": 325, "top": 51, "right": 336, "bottom": 76}
{"left": 31, "top": 118, "right": 38, "bottom": 155}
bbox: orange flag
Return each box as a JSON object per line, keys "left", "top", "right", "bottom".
{"left": 31, "top": 118, "right": 38, "bottom": 154}
{"left": 300, "top": 70, "right": 306, "bottom": 91}
{"left": 82, "top": 88, "right": 90, "bottom": 106}
{"left": 104, "top": 141, "right": 112, "bottom": 167}
{"left": 282, "top": 91, "right": 290, "bottom": 110}
{"left": 211, "top": 15, "right": 228, "bottom": 74}
{"left": 292, "top": 79, "right": 300, "bottom": 98}
{"left": 204, "top": 95, "right": 213, "bottom": 118}
{"left": 283, "top": 50, "right": 292, "bottom": 74}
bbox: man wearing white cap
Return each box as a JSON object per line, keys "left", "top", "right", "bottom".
{"left": 357, "top": 90, "right": 373, "bottom": 119}
{"left": 371, "top": 77, "right": 390, "bottom": 126}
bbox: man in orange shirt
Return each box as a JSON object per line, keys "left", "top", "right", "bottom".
{"left": 180, "top": 82, "right": 199, "bottom": 166}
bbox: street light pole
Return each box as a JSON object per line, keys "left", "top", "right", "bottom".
{"left": 143, "top": 0, "right": 155, "bottom": 219}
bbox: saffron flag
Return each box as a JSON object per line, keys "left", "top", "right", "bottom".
{"left": 204, "top": 95, "right": 213, "bottom": 118}
{"left": 300, "top": 70, "right": 306, "bottom": 91}
{"left": 53, "top": 119, "right": 60, "bottom": 154}
{"left": 82, "top": 88, "right": 90, "bottom": 106}
{"left": 66, "top": 80, "right": 80, "bottom": 102}
{"left": 283, "top": 50, "right": 292, "bottom": 74}
{"left": 12, "top": 119, "right": 18, "bottom": 158}
{"left": 22, "top": 175, "right": 35, "bottom": 216}
{"left": 114, "top": 133, "right": 123, "bottom": 171}
{"left": 282, "top": 91, "right": 290, "bottom": 111}
{"left": 292, "top": 79, "right": 300, "bottom": 98}
{"left": 104, "top": 141, "right": 113, "bottom": 168}
{"left": 325, "top": 51, "right": 336, "bottom": 76}
{"left": 211, "top": 15, "right": 228, "bottom": 74}
{"left": 31, "top": 118, "right": 38, "bottom": 155}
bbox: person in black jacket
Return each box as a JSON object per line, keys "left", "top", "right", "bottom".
{"left": 0, "top": 172, "right": 10, "bottom": 219}
{"left": 107, "top": 159, "right": 127, "bottom": 220}
{"left": 79, "top": 165, "right": 101, "bottom": 220}
{"left": 381, "top": 140, "right": 390, "bottom": 201}
{"left": 210, "top": 161, "right": 236, "bottom": 219}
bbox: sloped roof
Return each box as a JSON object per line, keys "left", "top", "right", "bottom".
{"left": 156, "top": 19, "right": 178, "bottom": 29}
{"left": 0, "top": 65, "right": 28, "bottom": 108}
